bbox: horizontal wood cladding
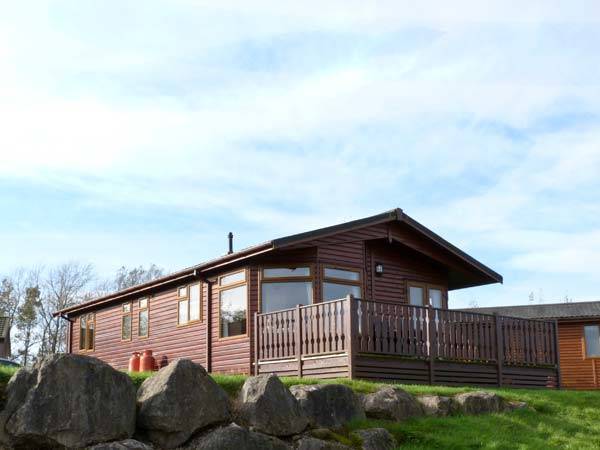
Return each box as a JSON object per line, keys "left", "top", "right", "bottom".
{"left": 258, "top": 355, "right": 349, "bottom": 379}
{"left": 73, "top": 285, "right": 207, "bottom": 370}
{"left": 557, "top": 321, "right": 600, "bottom": 389}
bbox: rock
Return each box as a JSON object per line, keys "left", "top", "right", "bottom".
{"left": 137, "top": 359, "right": 230, "bottom": 449}
{"left": 295, "top": 436, "right": 352, "bottom": 450}
{"left": 453, "top": 391, "right": 505, "bottom": 415}
{"left": 505, "top": 400, "right": 528, "bottom": 411}
{"left": 0, "top": 354, "right": 136, "bottom": 449}
{"left": 180, "top": 423, "right": 290, "bottom": 450}
{"left": 362, "top": 386, "right": 423, "bottom": 421}
{"left": 353, "top": 428, "right": 397, "bottom": 450}
{"left": 87, "top": 439, "right": 154, "bottom": 449}
{"left": 237, "top": 374, "right": 308, "bottom": 436}
{"left": 290, "top": 384, "right": 365, "bottom": 429}
{"left": 416, "top": 395, "right": 454, "bottom": 416}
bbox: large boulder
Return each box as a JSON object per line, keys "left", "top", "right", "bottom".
{"left": 137, "top": 359, "right": 230, "bottom": 449}
{"left": 453, "top": 391, "right": 505, "bottom": 415}
{"left": 87, "top": 439, "right": 154, "bottom": 449}
{"left": 362, "top": 386, "right": 423, "bottom": 421}
{"left": 353, "top": 428, "right": 397, "bottom": 450}
{"left": 295, "top": 436, "right": 352, "bottom": 450}
{"left": 290, "top": 384, "right": 365, "bottom": 429}
{"left": 0, "top": 354, "right": 136, "bottom": 449}
{"left": 416, "top": 395, "right": 454, "bottom": 417}
{"left": 236, "top": 374, "right": 308, "bottom": 436}
{"left": 179, "top": 423, "right": 290, "bottom": 450}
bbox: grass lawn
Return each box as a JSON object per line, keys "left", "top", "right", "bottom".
{"left": 3, "top": 366, "right": 600, "bottom": 449}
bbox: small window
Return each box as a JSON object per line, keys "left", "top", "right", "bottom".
{"left": 178, "top": 299, "right": 189, "bottom": 324}
{"left": 139, "top": 298, "right": 148, "bottom": 309}
{"left": 407, "top": 282, "right": 446, "bottom": 308}
{"left": 263, "top": 267, "right": 310, "bottom": 278}
{"left": 79, "top": 316, "right": 86, "bottom": 350}
{"left": 80, "top": 313, "right": 95, "bottom": 350}
{"left": 189, "top": 283, "right": 201, "bottom": 321}
{"left": 219, "top": 270, "right": 245, "bottom": 286}
{"left": 178, "top": 283, "right": 202, "bottom": 325}
{"left": 122, "top": 302, "right": 132, "bottom": 340}
{"left": 178, "top": 286, "right": 188, "bottom": 298}
{"left": 409, "top": 286, "right": 424, "bottom": 306}
{"left": 429, "top": 289, "right": 443, "bottom": 309}
{"left": 322, "top": 266, "right": 362, "bottom": 302}
{"left": 585, "top": 325, "right": 600, "bottom": 357}
{"left": 138, "top": 298, "right": 149, "bottom": 337}
{"left": 324, "top": 267, "right": 360, "bottom": 281}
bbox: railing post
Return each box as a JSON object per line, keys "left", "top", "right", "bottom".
{"left": 427, "top": 305, "right": 436, "bottom": 385}
{"left": 253, "top": 312, "right": 259, "bottom": 375}
{"left": 296, "top": 304, "right": 303, "bottom": 378}
{"left": 553, "top": 319, "right": 562, "bottom": 389}
{"left": 494, "top": 313, "right": 503, "bottom": 387}
{"left": 345, "top": 295, "right": 357, "bottom": 379}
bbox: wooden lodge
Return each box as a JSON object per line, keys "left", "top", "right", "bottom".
{"left": 54, "top": 209, "right": 560, "bottom": 388}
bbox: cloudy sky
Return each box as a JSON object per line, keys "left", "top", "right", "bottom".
{"left": 1, "top": 1, "right": 599, "bottom": 308}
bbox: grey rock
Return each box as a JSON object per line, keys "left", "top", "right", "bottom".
{"left": 453, "top": 391, "right": 505, "bottom": 415}
{"left": 237, "top": 374, "right": 308, "bottom": 436}
{"left": 353, "top": 428, "right": 397, "bottom": 450}
{"left": 505, "top": 400, "right": 528, "bottom": 411}
{"left": 137, "top": 359, "right": 230, "bottom": 449}
{"left": 87, "top": 439, "right": 154, "bottom": 449}
{"left": 180, "top": 423, "right": 290, "bottom": 450}
{"left": 295, "top": 436, "right": 352, "bottom": 450}
{"left": 416, "top": 395, "right": 454, "bottom": 416}
{"left": 0, "top": 354, "right": 136, "bottom": 449}
{"left": 362, "top": 386, "right": 423, "bottom": 421}
{"left": 290, "top": 384, "right": 365, "bottom": 429}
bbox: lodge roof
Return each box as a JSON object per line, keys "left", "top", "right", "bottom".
{"left": 461, "top": 301, "right": 600, "bottom": 320}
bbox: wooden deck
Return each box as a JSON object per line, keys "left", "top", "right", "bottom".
{"left": 254, "top": 296, "right": 560, "bottom": 388}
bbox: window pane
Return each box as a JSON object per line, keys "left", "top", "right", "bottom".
{"left": 87, "top": 316, "right": 94, "bottom": 350}
{"left": 79, "top": 317, "right": 86, "bottom": 350}
{"left": 220, "top": 285, "right": 247, "bottom": 337}
{"left": 324, "top": 267, "right": 360, "bottom": 281}
{"left": 585, "top": 326, "right": 600, "bottom": 357}
{"left": 261, "top": 282, "right": 312, "bottom": 313}
{"left": 139, "top": 310, "right": 148, "bottom": 337}
{"left": 122, "top": 315, "right": 131, "bottom": 340}
{"left": 409, "top": 286, "right": 424, "bottom": 306}
{"left": 139, "top": 298, "right": 148, "bottom": 309}
{"left": 122, "top": 303, "right": 131, "bottom": 313}
{"left": 263, "top": 267, "right": 310, "bottom": 278}
{"left": 179, "top": 300, "right": 189, "bottom": 324}
{"left": 429, "top": 289, "right": 442, "bottom": 309}
{"left": 178, "top": 287, "right": 188, "bottom": 298}
{"left": 190, "top": 283, "right": 201, "bottom": 321}
{"left": 323, "top": 282, "right": 361, "bottom": 302}
{"left": 220, "top": 270, "right": 246, "bottom": 286}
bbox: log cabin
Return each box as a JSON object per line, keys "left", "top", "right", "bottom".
{"left": 464, "top": 301, "right": 600, "bottom": 389}
{"left": 54, "top": 209, "right": 560, "bottom": 388}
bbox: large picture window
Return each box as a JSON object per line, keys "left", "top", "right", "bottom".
{"left": 261, "top": 267, "right": 312, "bottom": 313}
{"left": 121, "top": 302, "right": 132, "bottom": 341}
{"left": 219, "top": 270, "right": 247, "bottom": 338}
{"left": 79, "top": 313, "right": 95, "bottom": 351}
{"left": 322, "top": 266, "right": 362, "bottom": 302}
{"left": 407, "top": 282, "right": 445, "bottom": 308}
{"left": 585, "top": 325, "right": 600, "bottom": 357}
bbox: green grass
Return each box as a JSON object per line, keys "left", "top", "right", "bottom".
{"left": 4, "top": 367, "right": 600, "bottom": 449}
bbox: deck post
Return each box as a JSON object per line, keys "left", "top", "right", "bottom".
{"left": 427, "top": 305, "right": 436, "bottom": 385}
{"left": 296, "top": 304, "right": 303, "bottom": 378}
{"left": 346, "top": 295, "right": 357, "bottom": 379}
{"left": 553, "top": 319, "right": 562, "bottom": 389}
{"left": 494, "top": 313, "right": 503, "bottom": 387}
{"left": 253, "top": 312, "right": 259, "bottom": 375}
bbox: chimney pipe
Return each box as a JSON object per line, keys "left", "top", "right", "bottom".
{"left": 227, "top": 232, "right": 234, "bottom": 254}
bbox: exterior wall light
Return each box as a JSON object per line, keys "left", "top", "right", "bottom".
{"left": 375, "top": 263, "right": 384, "bottom": 276}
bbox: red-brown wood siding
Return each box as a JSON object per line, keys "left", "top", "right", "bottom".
{"left": 72, "top": 283, "right": 208, "bottom": 370}
{"left": 558, "top": 320, "right": 600, "bottom": 390}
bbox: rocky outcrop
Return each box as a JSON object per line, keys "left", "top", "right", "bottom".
{"left": 362, "top": 386, "right": 423, "bottom": 421}
{"left": 236, "top": 374, "right": 307, "bottom": 436}
{"left": 453, "top": 391, "right": 505, "bottom": 415}
{"left": 0, "top": 354, "right": 136, "bottom": 449}
{"left": 137, "top": 359, "right": 230, "bottom": 449}
{"left": 353, "top": 428, "right": 397, "bottom": 450}
{"left": 180, "top": 423, "right": 290, "bottom": 450}
{"left": 290, "top": 384, "right": 365, "bottom": 429}
{"left": 416, "top": 395, "right": 454, "bottom": 416}
{"left": 87, "top": 439, "right": 154, "bottom": 449}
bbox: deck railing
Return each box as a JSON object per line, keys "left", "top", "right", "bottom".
{"left": 255, "top": 296, "right": 559, "bottom": 374}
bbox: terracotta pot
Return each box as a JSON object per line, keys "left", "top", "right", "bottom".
{"left": 140, "top": 349, "right": 155, "bottom": 372}
{"left": 128, "top": 351, "right": 141, "bottom": 372}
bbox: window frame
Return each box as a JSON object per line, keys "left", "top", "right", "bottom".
{"left": 406, "top": 281, "right": 447, "bottom": 309}
{"left": 322, "top": 264, "right": 363, "bottom": 302}
{"left": 177, "top": 283, "right": 203, "bottom": 327}
{"left": 259, "top": 265, "right": 314, "bottom": 313}
{"left": 138, "top": 297, "right": 149, "bottom": 338}
{"left": 80, "top": 313, "right": 95, "bottom": 351}
{"left": 218, "top": 268, "right": 249, "bottom": 340}
{"left": 583, "top": 324, "right": 600, "bottom": 359}
{"left": 121, "top": 302, "right": 132, "bottom": 342}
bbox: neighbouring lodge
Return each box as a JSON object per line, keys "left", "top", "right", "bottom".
{"left": 54, "top": 209, "right": 560, "bottom": 388}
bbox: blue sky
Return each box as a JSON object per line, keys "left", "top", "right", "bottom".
{"left": 1, "top": 1, "right": 599, "bottom": 308}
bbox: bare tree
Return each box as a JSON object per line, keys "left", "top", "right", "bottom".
{"left": 38, "top": 262, "right": 95, "bottom": 356}
{"left": 15, "top": 286, "right": 40, "bottom": 366}
{"left": 114, "top": 264, "right": 165, "bottom": 291}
